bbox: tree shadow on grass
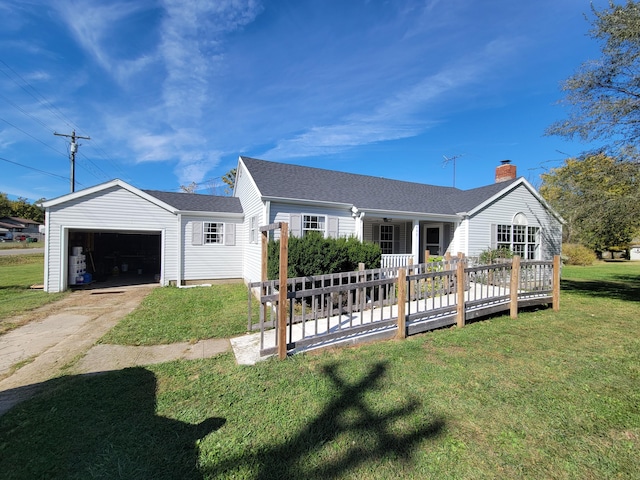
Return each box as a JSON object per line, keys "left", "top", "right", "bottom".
{"left": 561, "top": 275, "right": 640, "bottom": 303}
{"left": 204, "top": 361, "right": 445, "bottom": 479}
{"left": 0, "top": 368, "right": 224, "bottom": 479}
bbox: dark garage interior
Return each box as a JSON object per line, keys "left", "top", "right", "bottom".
{"left": 68, "top": 230, "right": 161, "bottom": 288}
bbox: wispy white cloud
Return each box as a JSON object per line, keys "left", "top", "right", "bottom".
{"left": 54, "top": 0, "right": 156, "bottom": 83}
{"left": 158, "top": 0, "right": 263, "bottom": 123}
{"left": 262, "top": 36, "right": 521, "bottom": 160}
{"left": 53, "top": 0, "right": 264, "bottom": 184}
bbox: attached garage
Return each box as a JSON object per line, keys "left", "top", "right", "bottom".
{"left": 41, "top": 179, "right": 244, "bottom": 293}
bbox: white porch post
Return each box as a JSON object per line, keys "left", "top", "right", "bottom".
{"left": 354, "top": 210, "right": 364, "bottom": 241}
{"left": 412, "top": 220, "right": 420, "bottom": 263}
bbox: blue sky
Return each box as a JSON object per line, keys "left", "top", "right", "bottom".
{"left": 0, "top": 0, "right": 608, "bottom": 201}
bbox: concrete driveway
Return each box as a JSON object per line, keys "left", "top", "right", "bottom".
{"left": 0, "top": 284, "right": 171, "bottom": 415}
{"left": 0, "top": 282, "right": 245, "bottom": 417}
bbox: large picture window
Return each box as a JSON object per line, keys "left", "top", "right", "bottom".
{"left": 495, "top": 215, "right": 540, "bottom": 259}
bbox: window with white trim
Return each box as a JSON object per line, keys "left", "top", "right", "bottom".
{"left": 380, "top": 224, "right": 393, "bottom": 254}
{"left": 204, "top": 222, "right": 223, "bottom": 244}
{"left": 303, "top": 214, "right": 325, "bottom": 236}
{"left": 496, "top": 213, "right": 540, "bottom": 260}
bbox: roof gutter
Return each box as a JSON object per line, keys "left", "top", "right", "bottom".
{"left": 260, "top": 196, "right": 352, "bottom": 208}
{"left": 176, "top": 210, "right": 243, "bottom": 218}
{"left": 360, "top": 208, "right": 461, "bottom": 221}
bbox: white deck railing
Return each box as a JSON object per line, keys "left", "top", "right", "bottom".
{"left": 381, "top": 254, "right": 416, "bottom": 269}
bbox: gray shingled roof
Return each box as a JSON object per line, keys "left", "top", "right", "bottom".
{"left": 241, "top": 157, "right": 519, "bottom": 215}
{"left": 143, "top": 190, "right": 243, "bottom": 214}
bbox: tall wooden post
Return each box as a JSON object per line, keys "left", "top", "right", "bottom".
{"left": 261, "top": 231, "right": 268, "bottom": 283}
{"left": 510, "top": 256, "right": 521, "bottom": 319}
{"left": 356, "top": 262, "right": 365, "bottom": 307}
{"left": 397, "top": 268, "right": 406, "bottom": 339}
{"left": 552, "top": 254, "right": 561, "bottom": 311}
{"left": 456, "top": 257, "right": 466, "bottom": 328}
{"left": 260, "top": 230, "right": 268, "bottom": 332}
{"left": 278, "top": 223, "right": 289, "bottom": 360}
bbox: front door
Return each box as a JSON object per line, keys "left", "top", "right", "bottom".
{"left": 424, "top": 225, "right": 441, "bottom": 256}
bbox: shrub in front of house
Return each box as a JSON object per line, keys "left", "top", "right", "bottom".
{"left": 562, "top": 243, "right": 596, "bottom": 266}
{"left": 478, "top": 246, "right": 514, "bottom": 265}
{"left": 267, "top": 233, "right": 381, "bottom": 279}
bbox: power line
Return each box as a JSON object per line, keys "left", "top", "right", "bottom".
{"left": 0, "top": 58, "right": 129, "bottom": 183}
{"left": 0, "top": 91, "right": 55, "bottom": 132}
{"left": 0, "top": 155, "right": 76, "bottom": 183}
{"left": 0, "top": 58, "right": 84, "bottom": 135}
{"left": 0, "top": 116, "right": 67, "bottom": 157}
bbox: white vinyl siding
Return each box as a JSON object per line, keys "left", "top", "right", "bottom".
{"left": 235, "top": 160, "right": 265, "bottom": 282}
{"left": 467, "top": 183, "right": 562, "bottom": 261}
{"left": 182, "top": 217, "right": 243, "bottom": 281}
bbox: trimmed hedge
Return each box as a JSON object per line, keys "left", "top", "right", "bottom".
{"left": 267, "top": 232, "right": 381, "bottom": 279}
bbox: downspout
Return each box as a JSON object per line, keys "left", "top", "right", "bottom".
{"left": 264, "top": 200, "right": 271, "bottom": 226}
{"left": 43, "top": 209, "right": 50, "bottom": 292}
{"left": 177, "top": 213, "right": 182, "bottom": 287}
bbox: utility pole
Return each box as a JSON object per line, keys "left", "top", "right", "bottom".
{"left": 54, "top": 130, "right": 91, "bottom": 192}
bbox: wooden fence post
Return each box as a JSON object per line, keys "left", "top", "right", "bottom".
{"left": 397, "top": 268, "right": 406, "bottom": 339}
{"left": 278, "top": 223, "right": 289, "bottom": 360}
{"left": 456, "top": 258, "right": 465, "bottom": 328}
{"left": 424, "top": 250, "right": 430, "bottom": 263}
{"left": 510, "top": 255, "right": 521, "bottom": 319}
{"left": 552, "top": 254, "right": 561, "bottom": 311}
{"left": 356, "top": 262, "right": 365, "bottom": 307}
{"left": 260, "top": 230, "right": 268, "bottom": 330}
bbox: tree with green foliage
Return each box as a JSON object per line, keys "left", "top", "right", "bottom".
{"left": 0, "top": 193, "right": 44, "bottom": 223}
{"left": 546, "top": 1, "right": 640, "bottom": 153}
{"left": 0, "top": 193, "right": 12, "bottom": 218}
{"left": 222, "top": 168, "right": 236, "bottom": 196}
{"left": 540, "top": 153, "right": 640, "bottom": 252}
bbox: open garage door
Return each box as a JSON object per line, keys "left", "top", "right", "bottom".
{"left": 67, "top": 229, "right": 161, "bottom": 288}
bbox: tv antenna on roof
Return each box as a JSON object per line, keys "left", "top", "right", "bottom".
{"left": 442, "top": 154, "right": 463, "bottom": 188}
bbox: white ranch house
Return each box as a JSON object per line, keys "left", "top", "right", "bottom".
{"left": 41, "top": 157, "right": 562, "bottom": 292}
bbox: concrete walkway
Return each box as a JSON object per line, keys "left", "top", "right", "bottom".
{"left": 0, "top": 284, "right": 264, "bottom": 417}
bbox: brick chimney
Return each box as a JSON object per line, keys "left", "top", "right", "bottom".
{"left": 495, "top": 160, "right": 517, "bottom": 183}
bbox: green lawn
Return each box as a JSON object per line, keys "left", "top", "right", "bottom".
{"left": 99, "top": 283, "right": 259, "bottom": 345}
{"left": 0, "top": 254, "right": 67, "bottom": 333}
{"left": 0, "top": 262, "right": 638, "bottom": 479}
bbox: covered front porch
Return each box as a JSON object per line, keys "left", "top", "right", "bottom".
{"left": 354, "top": 214, "right": 460, "bottom": 268}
